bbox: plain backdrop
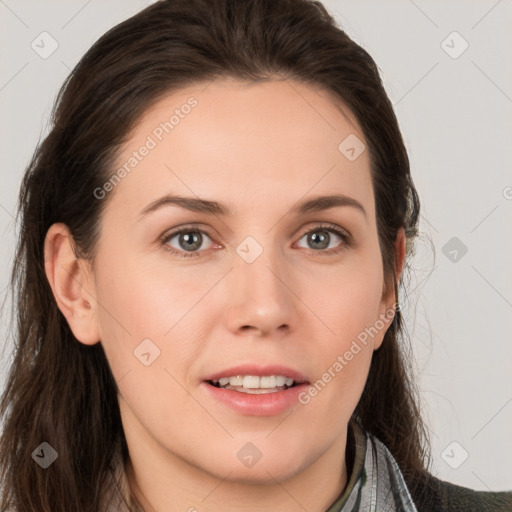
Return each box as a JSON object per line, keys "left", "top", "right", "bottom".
{"left": 0, "top": 0, "right": 511, "bottom": 493}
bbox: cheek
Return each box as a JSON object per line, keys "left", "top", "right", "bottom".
{"left": 93, "top": 253, "right": 220, "bottom": 394}
{"left": 297, "top": 248, "right": 385, "bottom": 404}
{"left": 301, "top": 250, "right": 385, "bottom": 344}
{"left": 94, "top": 250, "right": 211, "bottom": 338}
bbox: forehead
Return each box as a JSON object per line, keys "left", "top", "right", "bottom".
{"left": 104, "top": 78, "right": 374, "bottom": 222}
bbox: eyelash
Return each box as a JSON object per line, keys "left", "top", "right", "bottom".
{"left": 159, "top": 223, "right": 352, "bottom": 258}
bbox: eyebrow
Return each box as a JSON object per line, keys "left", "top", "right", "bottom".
{"left": 138, "top": 193, "right": 367, "bottom": 220}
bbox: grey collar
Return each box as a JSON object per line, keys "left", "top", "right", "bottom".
{"left": 327, "top": 420, "right": 418, "bottom": 511}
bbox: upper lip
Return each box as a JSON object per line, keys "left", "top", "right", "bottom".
{"left": 203, "top": 364, "right": 310, "bottom": 384}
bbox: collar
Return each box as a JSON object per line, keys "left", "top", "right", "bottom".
{"left": 326, "top": 419, "right": 419, "bottom": 511}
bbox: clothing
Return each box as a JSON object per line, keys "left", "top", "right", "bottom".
{"left": 327, "top": 419, "right": 512, "bottom": 511}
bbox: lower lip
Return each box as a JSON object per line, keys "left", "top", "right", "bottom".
{"left": 201, "top": 381, "right": 310, "bottom": 416}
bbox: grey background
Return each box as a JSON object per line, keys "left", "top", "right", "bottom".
{"left": 1, "top": 0, "right": 511, "bottom": 493}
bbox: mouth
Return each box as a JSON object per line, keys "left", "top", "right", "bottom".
{"left": 201, "top": 365, "right": 310, "bottom": 415}
{"left": 206, "top": 375, "right": 302, "bottom": 394}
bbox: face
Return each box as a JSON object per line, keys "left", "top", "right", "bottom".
{"left": 64, "top": 79, "right": 399, "bottom": 484}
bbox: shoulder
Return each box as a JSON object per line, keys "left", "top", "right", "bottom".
{"left": 411, "top": 471, "right": 512, "bottom": 512}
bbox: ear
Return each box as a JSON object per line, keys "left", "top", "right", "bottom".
{"left": 373, "top": 226, "right": 406, "bottom": 350}
{"left": 44, "top": 223, "right": 100, "bottom": 345}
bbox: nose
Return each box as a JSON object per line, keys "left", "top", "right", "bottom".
{"left": 222, "top": 241, "right": 298, "bottom": 337}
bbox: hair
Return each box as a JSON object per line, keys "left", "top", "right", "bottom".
{"left": 0, "top": 0, "right": 434, "bottom": 510}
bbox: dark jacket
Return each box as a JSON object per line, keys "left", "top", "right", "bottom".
{"left": 410, "top": 471, "right": 512, "bottom": 511}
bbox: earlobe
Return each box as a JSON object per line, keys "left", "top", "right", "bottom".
{"left": 43, "top": 223, "right": 100, "bottom": 345}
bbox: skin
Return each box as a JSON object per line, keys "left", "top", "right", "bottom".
{"left": 44, "top": 78, "right": 405, "bottom": 512}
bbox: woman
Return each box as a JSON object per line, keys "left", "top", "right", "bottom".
{"left": 0, "top": 0, "right": 510, "bottom": 510}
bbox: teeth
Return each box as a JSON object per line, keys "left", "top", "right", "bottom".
{"left": 243, "top": 375, "right": 261, "bottom": 389}
{"left": 230, "top": 375, "right": 243, "bottom": 386}
{"left": 213, "top": 375, "right": 296, "bottom": 389}
{"left": 259, "top": 376, "right": 276, "bottom": 388}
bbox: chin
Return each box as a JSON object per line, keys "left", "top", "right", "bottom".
{"left": 221, "top": 463, "right": 303, "bottom": 485}
{"left": 201, "top": 449, "right": 308, "bottom": 485}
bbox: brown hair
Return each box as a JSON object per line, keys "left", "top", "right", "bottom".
{"left": 0, "top": 0, "right": 432, "bottom": 509}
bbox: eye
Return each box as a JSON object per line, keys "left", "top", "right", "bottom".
{"left": 295, "top": 224, "right": 351, "bottom": 254}
{"left": 160, "top": 226, "right": 216, "bottom": 258}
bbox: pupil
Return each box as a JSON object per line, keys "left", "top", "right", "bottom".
{"left": 182, "top": 232, "right": 201, "bottom": 250}
{"left": 310, "top": 231, "right": 328, "bottom": 249}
